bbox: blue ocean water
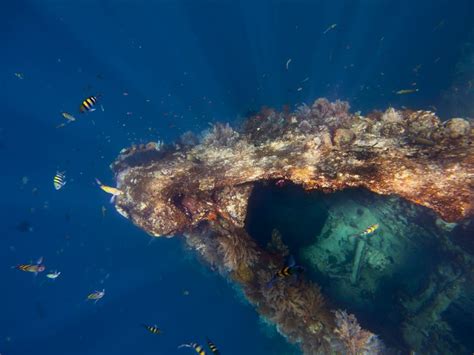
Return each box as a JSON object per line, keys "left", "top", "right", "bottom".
{"left": 1, "top": 1, "right": 473, "bottom": 354}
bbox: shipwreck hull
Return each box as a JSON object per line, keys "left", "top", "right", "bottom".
{"left": 110, "top": 98, "right": 473, "bottom": 354}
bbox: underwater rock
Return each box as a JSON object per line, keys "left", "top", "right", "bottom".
{"left": 110, "top": 98, "right": 473, "bottom": 354}
{"left": 333, "top": 128, "right": 355, "bottom": 147}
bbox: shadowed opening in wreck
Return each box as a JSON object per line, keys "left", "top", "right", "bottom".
{"left": 245, "top": 183, "right": 473, "bottom": 351}
{"left": 246, "top": 182, "right": 328, "bottom": 251}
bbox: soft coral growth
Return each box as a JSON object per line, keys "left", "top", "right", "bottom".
{"left": 333, "top": 310, "right": 384, "bottom": 355}
{"left": 217, "top": 233, "right": 259, "bottom": 271}
{"left": 311, "top": 98, "right": 350, "bottom": 120}
{"left": 201, "top": 123, "right": 240, "bottom": 147}
{"left": 310, "top": 98, "right": 351, "bottom": 128}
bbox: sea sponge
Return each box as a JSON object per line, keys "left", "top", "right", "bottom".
{"left": 381, "top": 107, "right": 403, "bottom": 123}
{"left": 444, "top": 118, "right": 470, "bottom": 139}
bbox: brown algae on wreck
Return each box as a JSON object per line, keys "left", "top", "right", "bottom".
{"left": 109, "top": 98, "right": 473, "bottom": 354}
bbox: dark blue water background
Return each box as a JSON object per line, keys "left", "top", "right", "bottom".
{"left": 1, "top": 1, "right": 473, "bottom": 354}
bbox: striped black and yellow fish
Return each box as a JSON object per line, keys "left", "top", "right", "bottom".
{"left": 79, "top": 95, "right": 98, "bottom": 113}
{"left": 275, "top": 265, "right": 304, "bottom": 278}
{"left": 53, "top": 171, "right": 66, "bottom": 190}
{"left": 267, "top": 256, "right": 304, "bottom": 288}
{"left": 206, "top": 338, "right": 220, "bottom": 354}
{"left": 178, "top": 343, "right": 206, "bottom": 355}
{"left": 359, "top": 224, "right": 379, "bottom": 237}
{"left": 142, "top": 324, "right": 161, "bottom": 335}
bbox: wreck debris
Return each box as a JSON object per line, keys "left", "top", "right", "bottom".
{"left": 112, "top": 99, "right": 472, "bottom": 237}
{"left": 110, "top": 98, "right": 473, "bottom": 354}
{"left": 401, "top": 264, "right": 467, "bottom": 354}
{"left": 350, "top": 237, "right": 366, "bottom": 285}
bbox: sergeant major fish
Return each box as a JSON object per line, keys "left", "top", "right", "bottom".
{"left": 267, "top": 255, "right": 304, "bottom": 288}
{"left": 178, "top": 343, "right": 206, "bottom": 355}
{"left": 53, "top": 171, "right": 66, "bottom": 190}
{"left": 359, "top": 224, "right": 379, "bottom": 237}
{"left": 79, "top": 95, "right": 99, "bottom": 113}
{"left": 206, "top": 338, "right": 220, "bottom": 354}
{"left": 142, "top": 324, "right": 162, "bottom": 335}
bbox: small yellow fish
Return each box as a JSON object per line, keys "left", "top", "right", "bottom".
{"left": 87, "top": 289, "right": 105, "bottom": 303}
{"left": 95, "top": 178, "right": 123, "bottom": 196}
{"left": 395, "top": 88, "right": 419, "bottom": 95}
{"left": 323, "top": 23, "right": 337, "bottom": 34}
{"left": 61, "top": 112, "right": 76, "bottom": 122}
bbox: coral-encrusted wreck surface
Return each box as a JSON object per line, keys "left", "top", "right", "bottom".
{"left": 110, "top": 98, "right": 473, "bottom": 354}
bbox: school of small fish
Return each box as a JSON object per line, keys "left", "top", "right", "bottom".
{"left": 12, "top": 12, "right": 445, "bottom": 348}
{"left": 15, "top": 118, "right": 221, "bottom": 347}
